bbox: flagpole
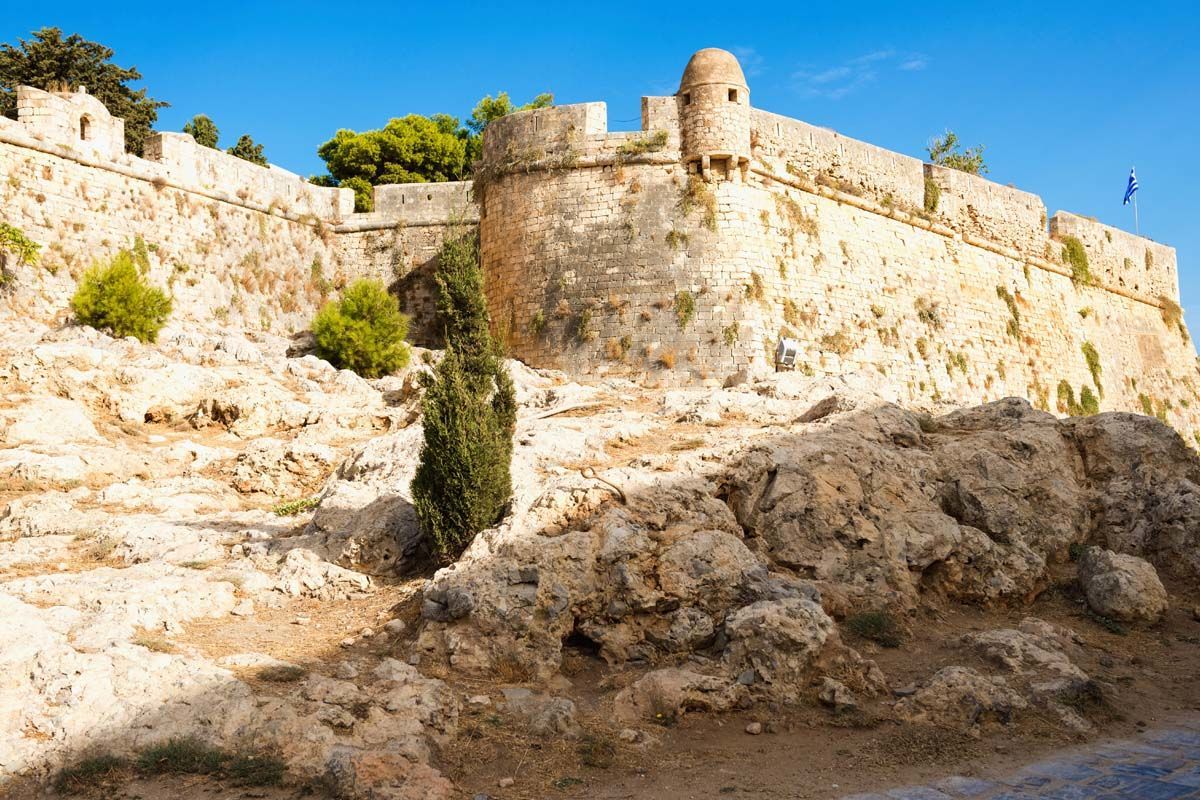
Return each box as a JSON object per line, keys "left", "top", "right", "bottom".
{"left": 1134, "top": 193, "right": 1140, "bottom": 235}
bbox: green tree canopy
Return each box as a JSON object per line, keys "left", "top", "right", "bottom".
{"left": 463, "top": 91, "right": 553, "bottom": 162}
{"left": 183, "top": 114, "right": 219, "bottom": 148}
{"left": 227, "top": 134, "right": 267, "bottom": 166}
{"left": 926, "top": 130, "right": 988, "bottom": 175}
{"left": 314, "top": 91, "right": 552, "bottom": 211}
{"left": 0, "top": 27, "right": 167, "bottom": 156}
{"left": 317, "top": 113, "right": 468, "bottom": 187}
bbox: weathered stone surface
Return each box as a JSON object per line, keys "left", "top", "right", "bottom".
{"left": 1077, "top": 547, "right": 1169, "bottom": 623}
{"left": 894, "top": 666, "right": 1028, "bottom": 729}
{"left": 613, "top": 669, "right": 746, "bottom": 724}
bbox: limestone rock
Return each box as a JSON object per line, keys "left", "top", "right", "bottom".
{"left": 232, "top": 437, "right": 339, "bottom": 496}
{"left": 1077, "top": 547, "right": 1168, "bottom": 623}
{"left": 500, "top": 688, "right": 581, "bottom": 738}
{"left": 613, "top": 669, "right": 745, "bottom": 724}
{"left": 894, "top": 666, "right": 1027, "bottom": 730}
{"left": 721, "top": 597, "right": 834, "bottom": 698}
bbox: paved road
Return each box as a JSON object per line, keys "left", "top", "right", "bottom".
{"left": 845, "top": 721, "right": 1200, "bottom": 799}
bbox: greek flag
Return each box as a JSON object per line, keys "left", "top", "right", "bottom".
{"left": 1123, "top": 168, "right": 1139, "bottom": 206}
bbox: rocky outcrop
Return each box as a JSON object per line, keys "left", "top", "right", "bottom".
{"left": 1077, "top": 547, "right": 1169, "bottom": 623}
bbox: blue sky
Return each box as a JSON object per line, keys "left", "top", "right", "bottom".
{"left": 6, "top": 2, "right": 1200, "bottom": 313}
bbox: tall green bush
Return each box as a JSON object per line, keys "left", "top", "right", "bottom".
{"left": 70, "top": 250, "right": 171, "bottom": 341}
{"left": 411, "top": 231, "right": 515, "bottom": 560}
{"left": 311, "top": 279, "right": 411, "bottom": 378}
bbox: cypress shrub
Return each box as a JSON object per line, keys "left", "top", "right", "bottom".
{"left": 70, "top": 250, "right": 172, "bottom": 342}
{"left": 411, "top": 231, "right": 515, "bottom": 560}
{"left": 312, "top": 279, "right": 411, "bottom": 378}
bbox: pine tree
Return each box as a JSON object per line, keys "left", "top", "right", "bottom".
{"left": 183, "top": 114, "right": 219, "bottom": 148}
{"left": 227, "top": 134, "right": 267, "bottom": 166}
{"left": 411, "top": 231, "right": 515, "bottom": 559}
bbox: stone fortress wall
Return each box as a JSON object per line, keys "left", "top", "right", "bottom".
{"left": 1, "top": 51, "right": 1197, "bottom": 440}
{"left": 0, "top": 86, "right": 472, "bottom": 340}
{"left": 478, "top": 49, "right": 1199, "bottom": 439}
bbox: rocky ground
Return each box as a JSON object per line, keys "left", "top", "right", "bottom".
{"left": 2, "top": 321, "right": 1200, "bottom": 799}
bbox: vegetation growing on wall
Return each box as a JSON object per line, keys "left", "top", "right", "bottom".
{"left": 1057, "top": 380, "right": 1100, "bottom": 416}
{"left": 412, "top": 231, "right": 515, "bottom": 560}
{"left": 915, "top": 296, "right": 943, "bottom": 329}
{"left": 0, "top": 27, "right": 168, "bottom": 155}
{"left": 70, "top": 250, "right": 172, "bottom": 342}
{"left": 616, "top": 130, "right": 668, "bottom": 158}
{"left": 1081, "top": 341, "right": 1102, "bottom": 396}
{"left": 680, "top": 176, "right": 718, "bottom": 232}
{"left": 1159, "top": 295, "right": 1187, "bottom": 340}
{"left": 926, "top": 130, "right": 988, "bottom": 175}
{"left": 923, "top": 177, "right": 941, "bottom": 213}
{"left": 995, "top": 286, "right": 1021, "bottom": 339}
{"left": 311, "top": 279, "right": 410, "bottom": 378}
{"left": 1061, "top": 236, "right": 1092, "bottom": 285}
{"left": 0, "top": 221, "right": 40, "bottom": 278}
{"left": 674, "top": 291, "right": 695, "bottom": 328}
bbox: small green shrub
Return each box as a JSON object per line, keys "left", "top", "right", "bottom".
{"left": 845, "top": 611, "right": 904, "bottom": 648}
{"left": 529, "top": 308, "right": 546, "bottom": 336}
{"left": 272, "top": 497, "right": 319, "bottom": 516}
{"left": 922, "top": 177, "right": 940, "bottom": 213}
{"left": 71, "top": 250, "right": 172, "bottom": 342}
{"left": 312, "top": 279, "right": 411, "bottom": 378}
{"left": 575, "top": 307, "right": 595, "bottom": 342}
{"left": 674, "top": 290, "right": 695, "bottom": 328}
{"left": 1061, "top": 236, "right": 1092, "bottom": 285}
{"left": 0, "top": 221, "right": 41, "bottom": 271}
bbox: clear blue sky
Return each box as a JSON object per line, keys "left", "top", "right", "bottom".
{"left": 6, "top": 2, "right": 1200, "bottom": 313}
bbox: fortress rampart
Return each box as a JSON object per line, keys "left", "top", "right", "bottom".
{"left": 476, "top": 49, "right": 1196, "bottom": 437}
{"left": 0, "top": 51, "right": 1197, "bottom": 440}
{"left": 0, "top": 86, "right": 472, "bottom": 340}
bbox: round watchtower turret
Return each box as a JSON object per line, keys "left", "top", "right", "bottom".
{"left": 678, "top": 48, "right": 751, "bottom": 180}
